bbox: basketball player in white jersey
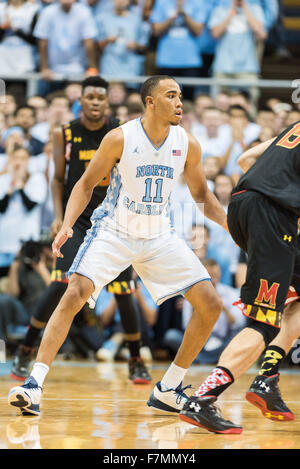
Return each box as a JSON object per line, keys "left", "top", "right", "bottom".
{"left": 8, "top": 76, "right": 241, "bottom": 432}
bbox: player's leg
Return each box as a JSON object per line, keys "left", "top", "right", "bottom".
{"left": 8, "top": 273, "right": 94, "bottom": 416}
{"left": 179, "top": 191, "right": 297, "bottom": 433}
{"left": 11, "top": 281, "right": 68, "bottom": 380}
{"left": 34, "top": 274, "right": 94, "bottom": 366}
{"left": 246, "top": 292, "right": 300, "bottom": 421}
{"left": 8, "top": 225, "right": 136, "bottom": 416}
{"left": 11, "top": 225, "right": 86, "bottom": 380}
{"left": 148, "top": 280, "right": 223, "bottom": 411}
{"left": 172, "top": 280, "right": 223, "bottom": 369}
{"left": 108, "top": 267, "right": 151, "bottom": 384}
{"left": 116, "top": 294, "right": 152, "bottom": 384}
{"left": 245, "top": 234, "right": 300, "bottom": 421}
{"left": 133, "top": 232, "right": 222, "bottom": 412}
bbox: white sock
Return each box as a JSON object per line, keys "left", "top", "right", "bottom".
{"left": 30, "top": 362, "right": 49, "bottom": 388}
{"left": 160, "top": 362, "right": 187, "bottom": 390}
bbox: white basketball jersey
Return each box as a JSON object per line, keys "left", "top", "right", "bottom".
{"left": 91, "top": 118, "right": 189, "bottom": 238}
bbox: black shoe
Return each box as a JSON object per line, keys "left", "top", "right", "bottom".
{"left": 246, "top": 374, "right": 294, "bottom": 421}
{"left": 11, "top": 345, "right": 35, "bottom": 381}
{"left": 128, "top": 357, "right": 152, "bottom": 384}
{"left": 179, "top": 395, "right": 243, "bottom": 434}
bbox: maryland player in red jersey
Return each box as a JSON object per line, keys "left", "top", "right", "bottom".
{"left": 180, "top": 122, "right": 300, "bottom": 432}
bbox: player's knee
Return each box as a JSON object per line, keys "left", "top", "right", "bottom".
{"left": 247, "top": 319, "right": 279, "bottom": 347}
{"left": 195, "top": 293, "right": 222, "bottom": 324}
{"left": 63, "top": 284, "right": 87, "bottom": 313}
{"left": 211, "top": 295, "right": 223, "bottom": 320}
{"left": 283, "top": 301, "right": 300, "bottom": 319}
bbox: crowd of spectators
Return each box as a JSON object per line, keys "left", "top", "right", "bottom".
{"left": 0, "top": 0, "right": 285, "bottom": 90}
{"left": 0, "top": 0, "right": 299, "bottom": 366}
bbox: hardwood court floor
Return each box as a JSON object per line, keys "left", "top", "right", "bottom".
{"left": 0, "top": 360, "right": 300, "bottom": 450}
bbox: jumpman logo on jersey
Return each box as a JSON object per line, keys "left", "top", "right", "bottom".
{"left": 133, "top": 146, "right": 140, "bottom": 155}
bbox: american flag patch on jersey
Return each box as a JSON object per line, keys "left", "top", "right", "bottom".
{"left": 172, "top": 149, "right": 181, "bottom": 156}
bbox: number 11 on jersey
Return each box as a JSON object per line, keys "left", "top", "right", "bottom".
{"left": 142, "top": 178, "right": 163, "bottom": 203}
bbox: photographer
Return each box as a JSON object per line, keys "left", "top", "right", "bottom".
{"left": 7, "top": 240, "right": 52, "bottom": 312}
{"left": 0, "top": 240, "right": 52, "bottom": 347}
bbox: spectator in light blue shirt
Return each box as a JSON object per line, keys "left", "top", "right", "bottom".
{"left": 80, "top": 0, "right": 113, "bottom": 17}
{"left": 246, "top": 0, "right": 279, "bottom": 69}
{"left": 209, "top": 0, "right": 266, "bottom": 78}
{"left": 248, "top": 0, "right": 278, "bottom": 31}
{"left": 96, "top": 0, "right": 149, "bottom": 82}
{"left": 149, "top": 0, "right": 206, "bottom": 100}
{"left": 197, "top": 1, "right": 218, "bottom": 76}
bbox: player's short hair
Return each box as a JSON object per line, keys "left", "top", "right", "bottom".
{"left": 140, "top": 75, "right": 175, "bottom": 106}
{"left": 82, "top": 76, "right": 109, "bottom": 93}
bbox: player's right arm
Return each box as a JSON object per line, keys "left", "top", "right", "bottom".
{"left": 237, "top": 137, "right": 276, "bottom": 173}
{"left": 52, "top": 128, "right": 123, "bottom": 258}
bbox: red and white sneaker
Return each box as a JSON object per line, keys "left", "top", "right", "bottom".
{"left": 284, "top": 286, "right": 300, "bottom": 306}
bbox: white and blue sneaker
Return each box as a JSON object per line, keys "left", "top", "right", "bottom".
{"left": 147, "top": 381, "right": 192, "bottom": 413}
{"left": 8, "top": 376, "right": 42, "bottom": 416}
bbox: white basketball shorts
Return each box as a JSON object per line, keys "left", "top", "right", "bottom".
{"left": 68, "top": 220, "right": 211, "bottom": 306}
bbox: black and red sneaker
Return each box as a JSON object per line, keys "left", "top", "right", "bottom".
{"left": 128, "top": 357, "right": 152, "bottom": 384}
{"left": 11, "top": 345, "right": 35, "bottom": 381}
{"left": 285, "top": 286, "right": 300, "bottom": 307}
{"left": 179, "top": 395, "right": 243, "bottom": 434}
{"left": 246, "top": 374, "right": 294, "bottom": 422}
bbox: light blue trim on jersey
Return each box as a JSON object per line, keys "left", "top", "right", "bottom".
{"left": 91, "top": 166, "right": 122, "bottom": 221}
{"left": 139, "top": 117, "right": 170, "bottom": 151}
{"left": 165, "top": 193, "right": 172, "bottom": 221}
{"left": 156, "top": 277, "right": 211, "bottom": 305}
{"left": 68, "top": 219, "right": 102, "bottom": 278}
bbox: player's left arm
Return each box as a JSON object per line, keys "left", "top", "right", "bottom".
{"left": 184, "top": 133, "right": 227, "bottom": 229}
{"left": 237, "top": 137, "right": 276, "bottom": 173}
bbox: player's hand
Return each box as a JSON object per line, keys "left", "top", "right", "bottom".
{"left": 52, "top": 226, "right": 73, "bottom": 258}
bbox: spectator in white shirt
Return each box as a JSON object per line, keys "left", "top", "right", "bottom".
{"left": 0, "top": 0, "right": 39, "bottom": 75}
{"left": 193, "top": 107, "right": 226, "bottom": 159}
{"left": 34, "top": 0, "right": 98, "bottom": 94}
{"left": 190, "top": 93, "right": 213, "bottom": 138}
{"left": 27, "top": 96, "right": 50, "bottom": 145}
{"left": 217, "top": 104, "right": 260, "bottom": 183}
{"left": 0, "top": 146, "right": 47, "bottom": 269}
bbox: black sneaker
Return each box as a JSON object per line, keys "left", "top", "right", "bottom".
{"left": 128, "top": 357, "right": 152, "bottom": 384}
{"left": 246, "top": 374, "right": 294, "bottom": 421}
{"left": 179, "top": 395, "right": 243, "bottom": 434}
{"left": 11, "top": 346, "right": 35, "bottom": 381}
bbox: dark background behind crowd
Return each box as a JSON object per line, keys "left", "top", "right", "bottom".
{"left": 1, "top": 0, "right": 300, "bottom": 367}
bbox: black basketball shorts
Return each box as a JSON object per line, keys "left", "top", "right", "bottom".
{"left": 228, "top": 190, "right": 299, "bottom": 327}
